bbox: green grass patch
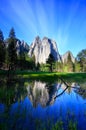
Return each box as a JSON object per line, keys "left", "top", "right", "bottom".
{"left": 0, "top": 70, "right": 86, "bottom": 83}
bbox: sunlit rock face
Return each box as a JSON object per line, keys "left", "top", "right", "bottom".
{"left": 28, "top": 36, "right": 61, "bottom": 64}
{"left": 61, "top": 51, "right": 75, "bottom": 63}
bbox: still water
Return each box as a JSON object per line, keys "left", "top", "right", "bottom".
{"left": 0, "top": 79, "right": 86, "bottom": 130}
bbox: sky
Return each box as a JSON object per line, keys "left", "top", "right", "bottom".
{"left": 0, "top": 0, "right": 86, "bottom": 56}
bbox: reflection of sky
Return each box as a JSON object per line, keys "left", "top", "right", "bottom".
{"left": 0, "top": 0, "right": 86, "bottom": 56}
{"left": 0, "top": 104, "right": 5, "bottom": 114}
{"left": 9, "top": 84, "right": 86, "bottom": 130}
{"left": 0, "top": 81, "right": 86, "bottom": 130}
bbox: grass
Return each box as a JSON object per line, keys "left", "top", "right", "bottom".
{"left": 0, "top": 70, "right": 86, "bottom": 78}
{"left": 0, "top": 70, "right": 86, "bottom": 83}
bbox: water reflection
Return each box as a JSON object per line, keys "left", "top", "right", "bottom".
{"left": 26, "top": 80, "right": 86, "bottom": 108}
{"left": 0, "top": 79, "right": 86, "bottom": 130}
{"left": 27, "top": 81, "right": 49, "bottom": 107}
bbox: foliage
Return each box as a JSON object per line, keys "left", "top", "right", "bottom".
{"left": 54, "top": 62, "right": 63, "bottom": 72}
{"left": 0, "top": 29, "right": 6, "bottom": 68}
{"left": 74, "top": 60, "right": 81, "bottom": 72}
{"left": 51, "top": 120, "right": 63, "bottom": 130}
{"left": 68, "top": 121, "right": 77, "bottom": 130}
{"left": 0, "top": 29, "right": 4, "bottom": 42}
{"left": 36, "top": 62, "right": 40, "bottom": 71}
{"left": 40, "top": 63, "right": 49, "bottom": 72}
{"left": 47, "top": 54, "right": 55, "bottom": 72}
{"left": 76, "top": 49, "right": 86, "bottom": 72}
{"left": 9, "top": 27, "right": 16, "bottom": 39}
{"left": 18, "top": 47, "right": 26, "bottom": 70}
{"left": 7, "top": 28, "right": 17, "bottom": 69}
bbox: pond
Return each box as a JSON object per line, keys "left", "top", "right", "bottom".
{"left": 0, "top": 78, "right": 86, "bottom": 130}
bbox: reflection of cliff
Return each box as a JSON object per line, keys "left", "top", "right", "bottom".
{"left": 27, "top": 81, "right": 49, "bottom": 107}
{"left": 26, "top": 81, "right": 59, "bottom": 107}
{"left": 26, "top": 80, "right": 85, "bottom": 108}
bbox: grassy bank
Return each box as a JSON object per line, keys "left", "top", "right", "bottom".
{"left": 0, "top": 70, "right": 86, "bottom": 83}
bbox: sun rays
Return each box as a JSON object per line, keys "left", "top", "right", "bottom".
{"left": 0, "top": 0, "right": 86, "bottom": 56}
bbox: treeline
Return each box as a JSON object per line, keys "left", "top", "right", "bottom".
{"left": 0, "top": 28, "right": 36, "bottom": 71}
{"left": 0, "top": 28, "right": 86, "bottom": 72}
{"left": 45, "top": 51, "right": 86, "bottom": 72}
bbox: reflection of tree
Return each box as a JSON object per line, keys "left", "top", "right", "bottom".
{"left": 54, "top": 78, "right": 72, "bottom": 99}
{"left": 0, "top": 79, "right": 27, "bottom": 106}
{"left": 73, "top": 83, "right": 86, "bottom": 99}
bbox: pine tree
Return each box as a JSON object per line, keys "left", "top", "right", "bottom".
{"left": 67, "top": 53, "right": 74, "bottom": 72}
{"left": 7, "top": 28, "right": 17, "bottom": 70}
{"left": 47, "top": 54, "right": 55, "bottom": 72}
{"left": 0, "top": 29, "right": 5, "bottom": 69}
{"left": 9, "top": 27, "right": 16, "bottom": 39}
{"left": 76, "top": 49, "right": 86, "bottom": 72}
{"left": 0, "top": 29, "right": 4, "bottom": 42}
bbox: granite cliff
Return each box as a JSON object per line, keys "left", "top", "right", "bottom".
{"left": 28, "top": 36, "right": 61, "bottom": 64}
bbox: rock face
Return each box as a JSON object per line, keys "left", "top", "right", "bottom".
{"left": 28, "top": 36, "right": 61, "bottom": 64}
{"left": 61, "top": 51, "right": 75, "bottom": 63}
{"left": 16, "top": 40, "right": 29, "bottom": 55}
{"left": 5, "top": 39, "right": 29, "bottom": 55}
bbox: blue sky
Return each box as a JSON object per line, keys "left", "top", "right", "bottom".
{"left": 0, "top": 0, "right": 86, "bottom": 56}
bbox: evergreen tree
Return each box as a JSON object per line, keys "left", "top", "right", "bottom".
{"left": 55, "top": 61, "right": 63, "bottom": 72}
{"left": 67, "top": 53, "right": 74, "bottom": 72}
{"left": 76, "top": 49, "right": 86, "bottom": 72}
{"left": 36, "top": 62, "right": 40, "bottom": 71}
{"left": 0, "top": 29, "right": 4, "bottom": 42}
{"left": 18, "top": 40, "right": 26, "bottom": 70}
{"left": 47, "top": 54, "right": 55, "bottom": 72}
{"left": 30, "top": 55, "right": 36, "bottom": 70}
{"left": 0, "top": 29, "right": 5, "bottom": 69}
{"left": 7, "top": 28, "right": 17, "bottom": 70}
{"left": 9, "top": 27, "right": 16, "bottom": 39}
{"left": 75, "top": 60, "right": 81, "bottom": 72}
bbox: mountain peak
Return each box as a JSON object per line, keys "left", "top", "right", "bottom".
{"left": 62, "top": 51, "right": 75, "bottom": 63}
{"left": 42, "top": 37, "right": 48, "bottom": 40}
{"left": 28, "top": 36, "right": 61, "bottom": 64}
{"left": 35, "top": 36, "right": 40, "bottom": 40}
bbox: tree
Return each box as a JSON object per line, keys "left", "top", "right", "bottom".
{"left": 66, "top": 53, "right": 74, "bottom": 72}
{"left": 18, "top": 40, "right": 26, "bottom": 70}
{"left": 0, "top": 29, "right": 5, "bottom": 69}
{"left": 46, "top": 54, "right": 55, "bottom": 72}
{"left": 76, "top": 49, "right": 86, "bottom": 72}
{"left": 7, "top": 28, "right": 17, "bottom": 70}
{"left": 40, "top": 63, "right": 49, "bottom": 72}
{"left": 9, "top": 27, "right": 16, "bottom": 39}
{"left": 0, "top": 29, "right": 4, "bottom": 42}
{"left": 36, "top": 62, "right": 40, "bottom": 71}
{"left": 54, "top": 61, "right": 63, "bottom": 72}
{"left": 75, "top": 60, "right": 81, "bottom": 72}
